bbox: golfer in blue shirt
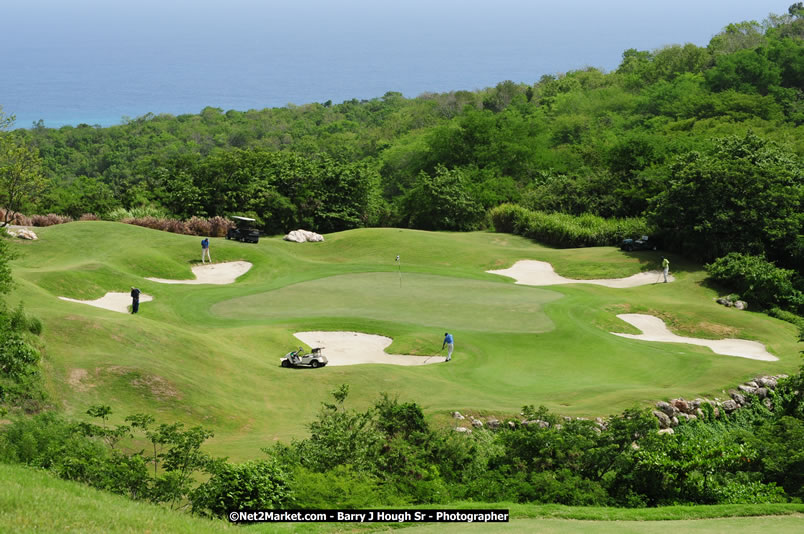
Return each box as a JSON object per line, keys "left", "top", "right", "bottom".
{"left": 201, "top": 238, "right": 211, "bottom": 263}
{"left": 442, "top": 332, "right": 454, "bottom": 362}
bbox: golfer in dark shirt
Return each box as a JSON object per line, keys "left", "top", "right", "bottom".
{"left": 130, "top": 287, "right": 141, "bottom": 314}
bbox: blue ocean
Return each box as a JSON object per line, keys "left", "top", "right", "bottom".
{"left": 1, "top": 0, "right": 789, "bottom": 128}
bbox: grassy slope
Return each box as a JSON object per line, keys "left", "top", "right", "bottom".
{"left": 6, "top": 222, "right": 801, "bottom": 459}
{"left": 3, "top": 463, "right": 804, "bottom": 534}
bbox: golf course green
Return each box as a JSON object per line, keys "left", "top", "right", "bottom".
{"left": 7, "top": 221, "right": 801, "bottom": 458}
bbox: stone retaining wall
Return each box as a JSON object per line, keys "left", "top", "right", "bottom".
{"left": 452, "top": 374, "right": 789, "bottom": 434}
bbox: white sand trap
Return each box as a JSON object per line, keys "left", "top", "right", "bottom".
{"left": 59, "top": 292, "right": 153, "bottom": 314}
{"left": 293, "top": 331, "right": 447, "bottom": 366}
{"left": 146, "top": 261, "right": 252, "bottom": 285}
{"left": 487, "top": 260, "right": 674, "bottom": 288}
{"left": 611, "top": 314, "right": 777, "bottom": 361}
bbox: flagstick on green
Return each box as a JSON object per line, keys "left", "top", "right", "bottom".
{"left": 396, "top": 254, "right": 401, "bottom": 287}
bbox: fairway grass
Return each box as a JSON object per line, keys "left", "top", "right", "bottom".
{"left": 6, "top": 222, "right": 802, "bottom": 459}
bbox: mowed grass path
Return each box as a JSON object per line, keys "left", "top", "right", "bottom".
{"left": 7, "top": 222, "right": 801, "bottom": 459}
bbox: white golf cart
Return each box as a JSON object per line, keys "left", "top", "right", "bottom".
{"left": 280, "top": 347, "right": 328, "bottom": 368}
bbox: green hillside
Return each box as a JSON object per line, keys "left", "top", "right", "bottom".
{"left": 7, "top": 221, "right": 799, "bottom": 458}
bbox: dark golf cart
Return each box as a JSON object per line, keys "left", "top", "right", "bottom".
{"left": 620, "top": 235, "right": 658, "bottom": 251}
{"left": 226, "top": 216, "right": 260, "bottom": 243}
{"left": 280, "top": 347, "right": 328, "bottom": 368}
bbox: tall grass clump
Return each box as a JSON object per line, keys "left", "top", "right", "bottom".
{"left": 106, "top": 205, "right": 169, "bottom": 221}
{"left": 208, "top": 216, "right": 234, "bottom": 238}
{"left": 186, "top": 216, "right": 212, "bottom": 236}
{"left": 490, "top": 204, "right": 652, "bottom": 248}
{"left": 0, "top": 209, "right": 31, "bottom": 226}
{"left": 30, "top": 214, "right": 74, "bottom": 227}
{"left": 120, "top": 215, "right": 234, "bottom": 237}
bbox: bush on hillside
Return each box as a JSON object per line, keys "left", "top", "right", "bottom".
{"left": 208, "top": 216, "right": 234, "bottom": 238}
{"left": 191, "top": 459, "right": 293, "bottom": 517}
{"left": 107, "top": 206, "right": 169, "bottom": 221}
{"left": 0, "top": 209, "right": 30, "bottom": 226}
{"left": 489, "top": 203, "right": 653, "bottom": 248}
{"left": 119, "top": 215, "right": 233, "bottom": 237}
{"left": 706, "top": 252, "right": 804, "bottom": 314}
{"left": 186, "top": 216, "right": 211, "bottom": 236}
{"left": 30, "top": 213, "right": 73, "bottom": 227}
{"left": 284, "top": 465, "right": 396, "bottom": 509}
{"left": 488, "top": 203, "right": 531, "bottom": 234}
{"left": 0, "top": 303, "right": 45, "bottom": 411}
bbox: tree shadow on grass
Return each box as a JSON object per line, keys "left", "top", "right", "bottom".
{"left": 619, "top": 250, "right": 700, "bottom": 275}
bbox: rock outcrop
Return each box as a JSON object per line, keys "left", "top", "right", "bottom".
{"left": 6, "top": 228, "right": 38, "bottom": 240}
{"left": 283, "top": 230, "right": 324, "bottom": 243}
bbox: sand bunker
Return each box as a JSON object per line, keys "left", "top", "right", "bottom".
{"left": 59, "top": 292, "right": 153, "bottom": 314}
{"left": 293, "top": 331, "right": 447, "bottom": 366}
{"left": 146, "top": 261, "right": 252, "bottom": 285}
{"left": 611, "top": 314, "right": 777, "bottom": 361}
{"left": 487, "top": 260, "right": 674, "bottom": 287}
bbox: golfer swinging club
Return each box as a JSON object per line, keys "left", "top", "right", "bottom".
{"left": 201, "top": 237, "right": 211, "bottom": 263}
{"left": 442, "top": 332, "right": 454, "bottom": 362}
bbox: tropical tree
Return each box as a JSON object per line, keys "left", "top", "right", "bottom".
{"left": 650, "top": 132, "right": 803, "bottom": 266}
{"left": 0, "top": 111, "right": 46, "bottom": 226}
{"left": 401, "top": 165, "right": 483, "bottom": 231}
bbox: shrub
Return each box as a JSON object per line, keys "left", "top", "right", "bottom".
{"left": 191, "top": 459, "right": 293, "bottom": 517}
{"left": 122, "top": 217, "right": 188, "bottom": 234}
{"left": 489, "top": 204, "right": 652, "bottom": 248}
{"left": 30, "top": 213, "right": 73, "bottom": 227}
{"left": 121, "top": 215, "right": 232, "bottom": 237}
{"left": 488, "top": 203, "right": 532, "bottom": 234}
{"left": 0, "top": 209, "right": 31, "bottom": 226}
{"left": 0, "top": 412, "right": 98, "bottom": 467}
{"left": 286, "top": 465, "right": 397, "bottom": 509}
{"left": 709, "top": 480, "right": 788, "bottom": 504}
{"left": 186, "top": 216, "right": 211, "bottom": 236}
{"left": 528, "top": 469, "right": 609, "bottom": 505}
{"left": 78, "top": 213, "right": 100, "bottom": 221}
{"left": 164, "top": 218, "right": 189, "bottom": 235}
{"left": 706, "top": 252, "right": 804, "bottom": 313}
{"left": 208, "top": 216, "right": 234, "bottom": 238}
{"left": 107, "top": 206, "right": 168, "bottom": 221}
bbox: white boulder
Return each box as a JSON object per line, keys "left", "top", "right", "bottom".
{"left": 284, "top": 229, "right": 324, "bottom": 243}
{"left": 7, "top": 228, "right": 38, "bottom": 240}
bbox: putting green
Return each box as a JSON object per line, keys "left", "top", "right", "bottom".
{"left": 212, "top": 272, "right": 563, "bottom": 333}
